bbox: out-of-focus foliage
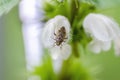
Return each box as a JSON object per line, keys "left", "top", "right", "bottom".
{"left": 34, "top": 53, "right": 99, "bottom": 80}
{"left": 43, "top": 0, "right": 120, "bottom": 22}
{"left": 43, "top": 0, "right": 71, "bottom": 21}
{"left": 0, "top": 0, "right": 19, "bottom": 16}
{"left": 3, "top": 6, "right": 26, "bottom": 80}
{"left": 33, "top": 54, "right": 57, "bottom": 80}
{"left": 43, "top": 0, "right": 97, "bottom": 22}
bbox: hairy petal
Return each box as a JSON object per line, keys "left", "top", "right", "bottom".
{"left": 83, "top": 13, "right": 120, "bottom": 54}
{"left": 87, "top": 40, "right": 101, "bottom": 53}
{"left": 50, "top": 44, "right": 71, "bottom": 60}
{"left": 88, "top": 39, "right": 111, "bottom": 53}
{"left": 42, "top": 19, "right": 55, "bottom": 48}
{"left": 101, "top": 41, "right": 111, "bottom": 51}
{"left": 52, "top": 58, "right": 63, "bottom": 74}
{"left": 83, "top": 13, "right": 120, "bottom": 41}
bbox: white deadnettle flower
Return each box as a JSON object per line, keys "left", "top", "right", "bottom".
{"left": 42, "top": 15, "right": 71, "bottom": 60}
{"left": 83, "top": 13, "right": 120, "bottom": 54}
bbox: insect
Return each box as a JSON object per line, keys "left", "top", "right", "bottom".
{"left": 54, "top": 26, "right": 68, "bottom": 47}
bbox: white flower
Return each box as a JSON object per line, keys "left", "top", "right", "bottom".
{"left": 42, "top": 15, "right": 71, "bottom": 60}
{"left": 83, "top": 13, "right": 120, "bottom": 54}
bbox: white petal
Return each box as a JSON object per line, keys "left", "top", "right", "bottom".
{"left": 61, "top": 44, "right": 71, "bottom": 60}
{"left": 83, "top": 13, "right": 120, "bottom": 41}
{"left": 88, "top": 39, "right": 111, "bottom": 53}
{"left": 52, "top": 59, "right": 63, "bottom": 74}
{"left": 83, "top": 13, "right": 110, "bottom": 41}
{"left": 98, "top": 14, "right": 120, "bottom": 38}
{"left": 101, "top": 41, "right": 111, "bottom": 51}
{"left": 50, "top": 46, "right": 60, "bottom": 60}
{"left": 87, "top": 40, "right": 102, "bottom": 53}
{"left": 42, "top": 19, "right": 55, "bottom": 48}
{"left": 50, "top": 44, "right": 71, "bottom": 60}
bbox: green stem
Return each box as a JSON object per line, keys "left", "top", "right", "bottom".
{"left": 70, "top": 0, "right": 80, "bottom": 58}
{"left": 70, "top": 0, "right": 79, "bottom": 25}
{"left": 72, "top": 42, "right": 80, "bottom": 58}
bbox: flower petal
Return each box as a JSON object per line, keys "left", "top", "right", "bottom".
{"left": 83, "top": 13, "right": 120, "bottom": 41}
{"left": 50, "top": 44, "right": 71, "bottom": 60}
{"left": 98, "top": 14, "right": 120, "bottom": 38}
{"left": 101, "top": 41, "right": 111, "bottom": 51}
{"left": 52, "top": 59, "right": 63, "bottom": 74}
{"left": 88, "top": 39, "right": 111, "bottom": 53}
{"left": 42, "top": 19, "right": 55, "bottom": 48}
{"left": 87, "top": 40, "right": 102, "bottom": 53}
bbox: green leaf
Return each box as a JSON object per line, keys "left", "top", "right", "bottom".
{"left": 43, "top": 0, "right": 72, "bottom": 22}
{"left": 0, "top": 0, "right": 19, "bottom": 16}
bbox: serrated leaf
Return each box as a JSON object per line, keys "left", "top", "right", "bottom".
{"left": 0, "top": 0, "right": 19, "bottom": 16}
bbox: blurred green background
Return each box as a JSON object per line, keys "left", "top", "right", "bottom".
{"left": 0, "top": 0, "right": 120, "bottom": 80}
{"left": 0, "top": 6, "right": 26, "bottom": 80}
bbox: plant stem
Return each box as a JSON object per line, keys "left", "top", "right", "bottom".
{"left": 70, "top": 0, "right": 79, "bottom": 25}
{"left": 72, "top": 42, "right": 80, "bottom": 58}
